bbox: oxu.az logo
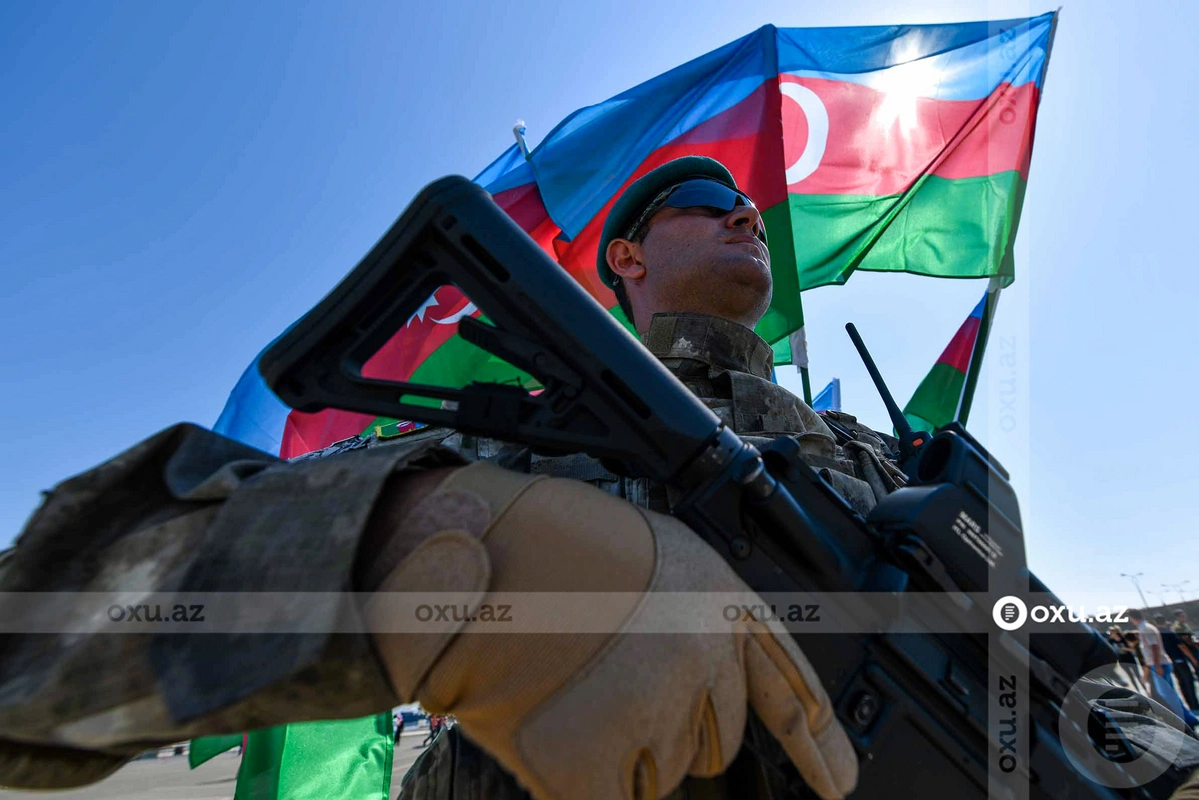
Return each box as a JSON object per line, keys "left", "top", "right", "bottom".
{"left": 992, "top": 596, "right": 1129, "bottom": 631}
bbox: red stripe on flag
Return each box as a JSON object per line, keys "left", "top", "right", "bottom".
{"left": 491, "top": 183, "right": 547, "bottom": 231}
{"left": 490, "top": 183, "right": 562, "bottom": 256}
{"left": 780, "top": 77, "right": 1037, "bottom": 196}
{"left": 672, "top": 82, "right": 788, "bottom": 208}
{"left": 280, "top": 408, "right": 377, "bottom": 459}
{"left": 936, "top": 315, "right": 982, "bottom": 373}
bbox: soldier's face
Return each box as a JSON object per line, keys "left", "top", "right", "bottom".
{"left": 638, "top": 202, "right": 773, "bottom": 319}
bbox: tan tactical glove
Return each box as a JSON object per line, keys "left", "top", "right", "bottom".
{"left": 364, "top": 462, "right": 858, "bottom": 800}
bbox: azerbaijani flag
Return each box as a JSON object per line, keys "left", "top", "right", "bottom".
{"left": 903, "top": 292, "right": 988, "bottom": 432}
{"left": 188, "top": 733, "right": 243, "bottom": 769}
{"left": 812, "top": 379, "right": 842, "bottom": 413}
{"left": 217, "top": 12, "right": 1055, "bottom": 458}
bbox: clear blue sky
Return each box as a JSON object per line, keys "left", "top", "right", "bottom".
{"left": 1, "top": 0, "right": 1194, "bottom": 611}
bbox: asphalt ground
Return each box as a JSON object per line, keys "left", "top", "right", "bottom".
{"left": 0, "top": 728, "right": 431, "bottom": 800}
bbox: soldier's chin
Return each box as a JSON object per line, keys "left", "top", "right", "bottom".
{"left": 715, "top": 256, "right": 772, "bottom": 294}
{"left": 708, "top": 272, "right": 772, "bottom": 322}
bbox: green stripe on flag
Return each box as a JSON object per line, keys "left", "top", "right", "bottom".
{"left": 759, "top": 201, "right": 805, "bottom": 356}
{"left": 189, "top": 733, "right": 243, "bottom": 769}
{"left": 402, "top": 314, "right": 540, "bottom": 409}
{"left": 758, "top": 173, "right": 1023, "bottom": 362}
{"left": 782, "top": 171, "right": 1026, "bottom": 292}
{"left": 234, "top": 715, "right": 393, "bottom": 800}
{"left": 903, "top": 361, "right": 966, "bottom": 433}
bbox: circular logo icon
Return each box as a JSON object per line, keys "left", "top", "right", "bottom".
{"left": 1058, "top": 664, "right": 1187, "bottom": 787}
{"left": 993, "top": 595, "right": 1027, "bottom": 631}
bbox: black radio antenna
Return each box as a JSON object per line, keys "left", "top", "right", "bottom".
{"left": 844, "top": 323, "right": 929, "bottom": 466}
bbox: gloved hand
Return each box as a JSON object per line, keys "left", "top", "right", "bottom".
{"left": 364, "top": 461, "right": 858, "bottom": 800}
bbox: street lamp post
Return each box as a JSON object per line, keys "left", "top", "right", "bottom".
{"left": 1165, "top": 581, "right": 1191, "bottom": 604}
{"left": 1121, "top": 572, "right": 1149, "bottom": 608}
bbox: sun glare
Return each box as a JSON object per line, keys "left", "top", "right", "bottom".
{"left": 873, "top": 39, "right": 944, "bottom": 135}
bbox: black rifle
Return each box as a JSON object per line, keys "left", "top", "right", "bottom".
{"left": 261, "top": 176, "right": 1186, "bottom": 799}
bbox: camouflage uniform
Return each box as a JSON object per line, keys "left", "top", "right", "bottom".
{"left": 0, "top": 312, "right": 894, "bottom": 794}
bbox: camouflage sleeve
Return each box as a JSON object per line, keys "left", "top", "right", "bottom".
{"left": 0, "top": 423, "right": 465, "bottom": 789}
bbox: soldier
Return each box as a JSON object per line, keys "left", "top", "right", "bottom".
{"left": 1, "top": 156, "right": 1196, "bottom": 800}
{"left": 397, "top": 156, "right": 899, "bottom": 799}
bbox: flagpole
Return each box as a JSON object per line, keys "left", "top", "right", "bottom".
{"left": 512, "top": 120, "right": 530, "bottom": 160}
{"left": 955, "top": 12, "right": 1056, "bottom": 427}
{"left": 955, "top": 276, "right": 1002, "bottom": 426}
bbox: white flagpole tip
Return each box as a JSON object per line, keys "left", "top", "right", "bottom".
{"left": 512, "top": 120, "right": 530, "bottom": 159}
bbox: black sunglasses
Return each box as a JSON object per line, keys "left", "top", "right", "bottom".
{"left": 625, "top": 179, "right": 768, "bottom": 246}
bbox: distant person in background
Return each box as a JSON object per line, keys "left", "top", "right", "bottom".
{"left": 1130, "top": 608, "right": 1198, "bottom": 727}
{"left": 1125, "top": 629, "right": 1144, "bottom": 669}
{"left": 1132, "top": 609, "right": 1166, "bottom": 683}
{"left": 1108, "top": 626, "right": 1146, "bottom": 692}
{"left": 394, "top": 712, "right": 405, "bottom": 743}
{"left": 1157, "top": 614, "right": 1199, "bottom": 713}
{"left": 422, "top": 714, "right": 443, "bottom": 748}
{"left": 1175, "top": 610, "right": 1198, "bottom": 677}
{"left": 1175, "top": 610, "right": 1196, "bottom": 647}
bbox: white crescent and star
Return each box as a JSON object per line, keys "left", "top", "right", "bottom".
{"left": 406, "top": 295, "right": 440, "bottom": 327}
{"left": 433, "top": 302, "right": 478, "bottom": 325}
{"left": 406, "top": 292, "right": 479, "bottom": 328}
{"left": 780, "top": 82, "right": 828, "bottom": 185}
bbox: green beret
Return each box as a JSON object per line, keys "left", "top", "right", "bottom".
{"left": 597, "top": 156, "right": 740, "bottom": 289}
